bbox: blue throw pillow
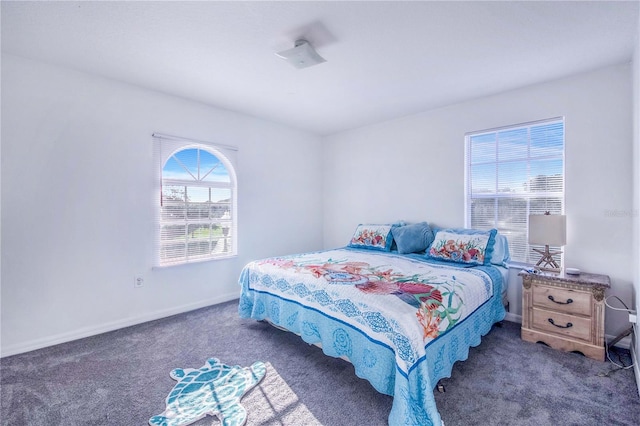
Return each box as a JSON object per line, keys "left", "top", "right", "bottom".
{"left": 491, "top": 234, "right": 511, "bottom": 266}
{"left": 427, "top": 228, "right": 497, "bottom": 265}
{"left": 391, "top": 222, "right": 434, "bottom": 254}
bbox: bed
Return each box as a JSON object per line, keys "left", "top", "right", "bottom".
{"left": 238, "top": 223, "right": 508, "bottom": 426}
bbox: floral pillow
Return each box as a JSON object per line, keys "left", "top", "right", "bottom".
{"left": 427, "top": 228, "right": 497, "bottom": 265}
{"left": 347, "top": 224, "right": 395, "bottom": 252}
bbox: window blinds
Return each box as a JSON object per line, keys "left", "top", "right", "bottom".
{"left": 465, "top": 118, "right": 565, "bottom": 264}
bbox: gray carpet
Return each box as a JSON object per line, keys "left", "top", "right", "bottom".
{"left": 1, "top": 299, "right": 639, "bottom": 425}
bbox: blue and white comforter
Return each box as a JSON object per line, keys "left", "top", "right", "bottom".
{"left": 238, "top": 248, "right": 505, "bottom": 425}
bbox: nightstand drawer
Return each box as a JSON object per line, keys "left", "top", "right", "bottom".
{"left": 532, "top": 307, "right": 592, "bottom": 342}
{"left": 532, "top": 284, "right": 591, "bottom": 316}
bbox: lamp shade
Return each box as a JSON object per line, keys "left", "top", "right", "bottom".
{"left": 528, "top": 214, "right": 566, "bottom": 246}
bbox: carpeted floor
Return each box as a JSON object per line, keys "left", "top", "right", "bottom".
{"left": 1, "top": 299, "right": 639, "bottom": 425}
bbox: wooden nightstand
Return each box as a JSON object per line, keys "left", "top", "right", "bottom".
{"left": 520, "top": 270, "right": 611, "bottom": 361}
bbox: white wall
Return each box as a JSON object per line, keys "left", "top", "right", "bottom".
{"left": 0, "top": 54, "right": 324, "bottom": 357}
{"left": 324, "top": 64, "right": 634, "bottom": 338}
{"left": 632, "top": 7, "right": 640, "bottom": 392}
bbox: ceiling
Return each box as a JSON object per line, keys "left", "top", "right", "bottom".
{"left": 2, "top": 1, "right": 638, "bottom": 136}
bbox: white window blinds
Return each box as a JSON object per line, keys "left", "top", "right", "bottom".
{"left": 154, "top": 134, "right": 238, "bottom": 266}
{"left": 465, "top": 118, "right": 565, "bottom": 264}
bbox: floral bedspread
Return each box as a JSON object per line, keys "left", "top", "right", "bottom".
{"left": 238, "top": 248, "right": 505, "bottom": 426}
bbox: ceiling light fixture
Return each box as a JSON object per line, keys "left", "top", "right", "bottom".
{"left": 276, "top": 39, "right": 326, "bottom": 69}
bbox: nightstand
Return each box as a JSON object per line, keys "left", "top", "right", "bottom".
{"left": 519, "top": 270, "right": 611, "bottom": 361}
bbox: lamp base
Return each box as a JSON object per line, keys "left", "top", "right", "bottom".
{"left": 533, "top": 245, "right": 562, "bottom": 273}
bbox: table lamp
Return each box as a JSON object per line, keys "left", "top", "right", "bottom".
{"left": 528, "top": 213, "right": 566, "bottom": 272}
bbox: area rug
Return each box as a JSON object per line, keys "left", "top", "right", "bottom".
{"left": 149, "top": 358, "right": 266, "bottom": 426}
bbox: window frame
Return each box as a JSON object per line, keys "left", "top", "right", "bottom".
{"left": 154, "top": 134, "right": 238, "bottom": 267}
{"left": 464, "top": 117, "right": 565, "bottom": 266}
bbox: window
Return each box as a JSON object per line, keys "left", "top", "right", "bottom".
{"left": 154, "top": 134, "right": 237, "bottom": 266}
{"left": 465, "top": 118, "right": 564, "bottom": 264}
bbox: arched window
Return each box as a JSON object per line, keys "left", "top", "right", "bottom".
{"left": 155, "top": 135, "right": 237, "bottom": 266}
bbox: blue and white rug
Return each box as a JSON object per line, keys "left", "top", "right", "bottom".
{"left": 149, "top": 358, "right": 266, "bottom": 426}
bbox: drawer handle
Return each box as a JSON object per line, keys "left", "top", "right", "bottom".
{"left": 548, "top": 295, "right": 573, "bottom": 305}
{"left": 548, "top": 318, "right": 573, "bottom": 329}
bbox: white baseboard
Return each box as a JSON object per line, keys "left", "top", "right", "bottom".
{"left": 504, "top": 312, "right": 522, "bottom": 323}
{"left": 501, "top": 312, "right": 634, "bottom": 350}
{"left": 0, "top": 292, "right": 240, "bottom": 358}
{"left": 607, "top": 333, "right": 634, "bottom": 351}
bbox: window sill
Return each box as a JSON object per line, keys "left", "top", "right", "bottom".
{"left": 505, "top": 260, "right": 527, "bottom": 269}
{"left": 154, "top": 254, "right": 238, "bottom": 269}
